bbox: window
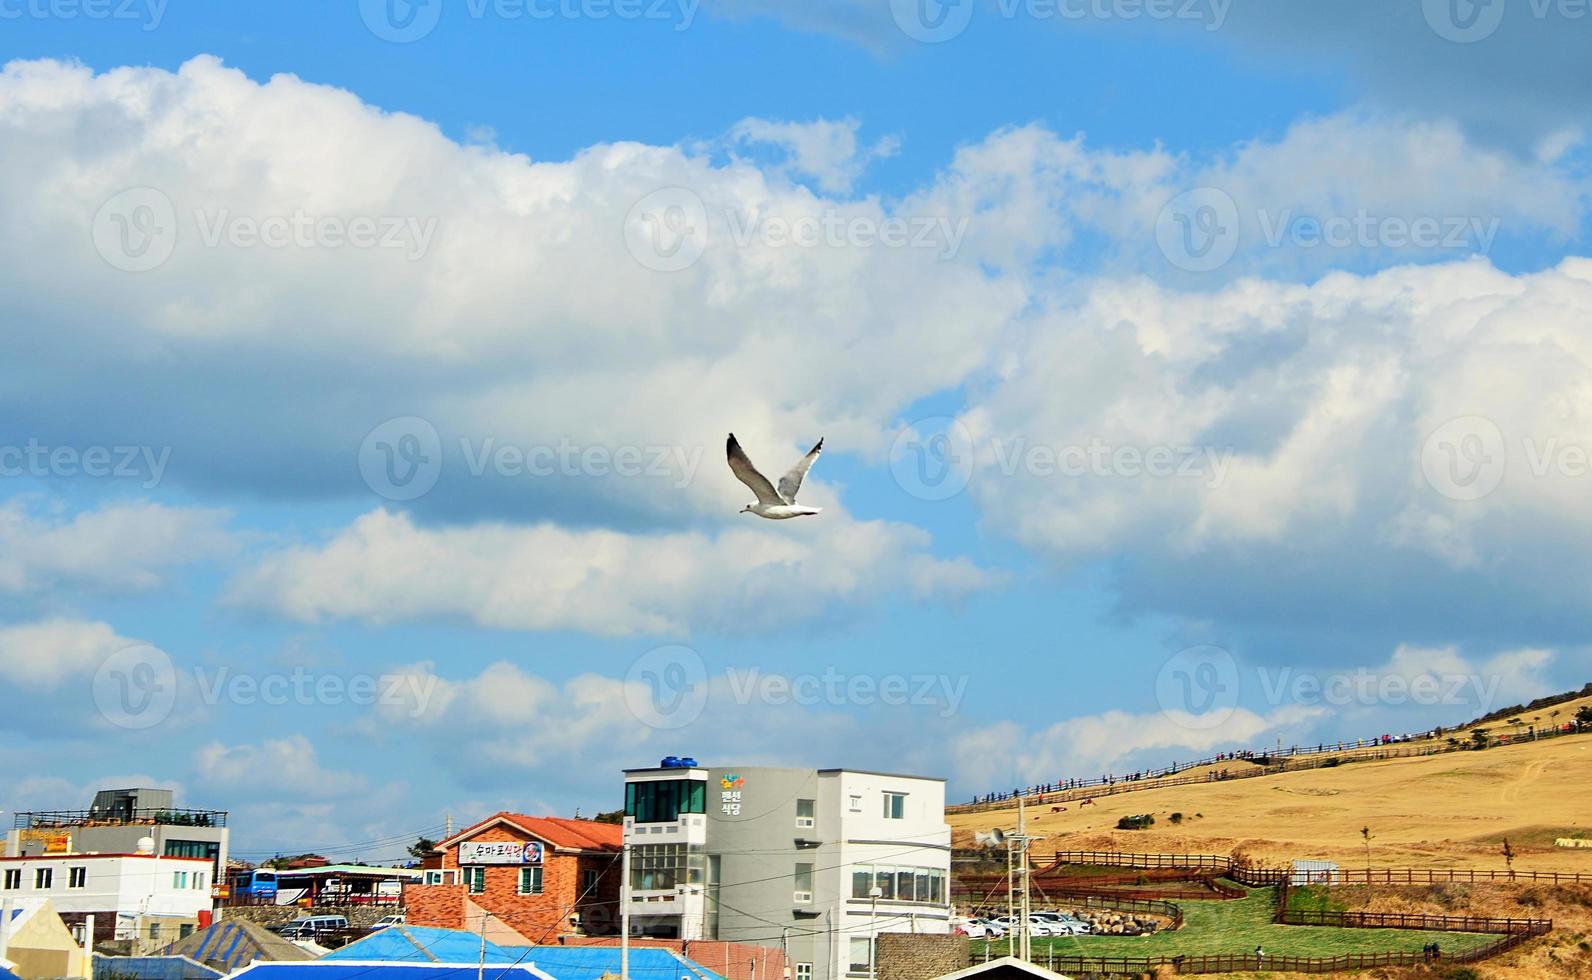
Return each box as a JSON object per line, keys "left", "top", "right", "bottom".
{"left": 195, "top": 872, "right": 207, "bottom": 891}
{"left": 519, "top": 866, "right": 543, "bottom": 895}
{"left": 848, "top": 938, "right": 873, "bottom": 975}
{"left": 581, "top": 869, "right": 601, "bottom": 892}
{"left": 625, "top": 779, "right": 707, "bottom": 823}
{"left": 629, "top": 843, "right": 705, "bottom": 892}
{"left": 149, "top": 923, "right": 161, "bottom": 941}
{"left": 68, "top": 867, "right": 87, "bottom": 889}
{"left": 850, "top": 866, "right": 947, "bottom": 904}
{"left": 848, "top": 795, "right": 862, "bottom": 812}
{"left": 795, "top": 799, "right": 816, "bottom": 829}
{"left": 793, "top": 863, "right": 813, "bottom": 903}
{"left": 4, "top": 869, "right": 21, "bottom": 890}
{"left": 173, "top": 871, "right": 189, "bottom": 889}
{"left": 882, "top": 792, "right": 906, "bottom": 820}
{"left": 795, "top": 965, "right": 813, "bottom": 980}
{"left": 466, "top": 867, "right": 486, "bottom": 894}
{"left": 423, "top": 870, "right": 458, "bottom": 886}
{"left": 35, "top": 868, "right": 52, "bottom": 889}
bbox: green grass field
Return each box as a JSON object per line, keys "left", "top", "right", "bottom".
{"left": 973, "top": 885, "right": 1497, "bottom": 960}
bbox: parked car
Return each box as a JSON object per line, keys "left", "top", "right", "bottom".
{"left": 972, "top": 918, "right": 1008, "bottom": 938}
{"left": 276, "top": 915, "right": 350, "bottom": 940}
{"left": 369, "top": 914, "right": 406, "bottom": 931}
{"left": 992, "top": 915, "right": 1060, "bottom": 936}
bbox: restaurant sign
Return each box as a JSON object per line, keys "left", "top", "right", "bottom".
{"left": 459, "top": 841, "right": 544, "bottom": 865}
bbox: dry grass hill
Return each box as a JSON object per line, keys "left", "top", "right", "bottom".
{"left": 950, "top": 692, "right": 1592, "bottom": 871}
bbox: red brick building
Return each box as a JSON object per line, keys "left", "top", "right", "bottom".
{"left": 405, "top": 814, "right": 623, "bottom": 942}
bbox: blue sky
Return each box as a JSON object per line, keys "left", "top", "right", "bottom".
{"left": 2, "top": 0, "right": 1591, "bottom": 863}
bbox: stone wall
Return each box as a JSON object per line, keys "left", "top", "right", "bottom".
{"left": 220, "top": 905, "right": 392, "bottom": 930}
{"left": 877, "top": 933, "right": 970, "bottom": 980}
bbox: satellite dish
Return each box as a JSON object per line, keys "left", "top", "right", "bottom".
{"left": 974, "top": 828, "right": 1006, "bottom": 849}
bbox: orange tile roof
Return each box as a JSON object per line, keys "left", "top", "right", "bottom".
{"left": 448, "top": 812, "right": 623, "bottom": 853}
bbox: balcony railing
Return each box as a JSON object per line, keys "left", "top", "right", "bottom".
{"left": 14, "top": 808, "right": 229, "bottom": 829}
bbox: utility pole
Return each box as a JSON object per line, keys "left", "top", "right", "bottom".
{"left": 621, "top": 842, "right": 632, "bottom": 980}
{"left": 1005, "top": 796, "right": 1041, "bottom": 963}
{"left": 477, "top": 910, "right": 491, "bottom": 980}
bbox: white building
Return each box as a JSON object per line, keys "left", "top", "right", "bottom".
{"left": 0, "top": 851, "right": 215, "bottom": 947}
{"left": 623, "top": 761, "right": 952, "bottom": 980}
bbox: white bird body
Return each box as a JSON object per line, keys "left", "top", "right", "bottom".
{"left": 726, "top": 433, "right": 824, "bottom": 520}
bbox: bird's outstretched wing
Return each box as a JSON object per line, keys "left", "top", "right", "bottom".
{"left": 778, "top": 438, "right": 823, "bottom": 504}
{"left": 727, "top": 434, "right": 783, "bottom": 505}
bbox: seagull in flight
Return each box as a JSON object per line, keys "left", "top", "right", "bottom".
{"left": 727, "top": 433, "right": 824, "bottom": 519}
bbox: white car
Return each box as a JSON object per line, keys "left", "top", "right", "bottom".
{"left": 1034, "top": 912, "right": 1091, "bottom": 936}
{"left": 992, "top": 915, "right": 1061, "bottom": 936}
{"left": 368, "top": 914, "right": 406, "bottom": 931}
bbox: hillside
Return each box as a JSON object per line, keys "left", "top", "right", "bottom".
{"left": 949, "top": 729, "right": 1592, "bottom": 871}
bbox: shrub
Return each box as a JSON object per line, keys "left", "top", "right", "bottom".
{"left": 1169, "top": 812, "right": 1184, "bottom": 824}
{"left": 1117, "top": 814, "right": 1155, "bottom": 830}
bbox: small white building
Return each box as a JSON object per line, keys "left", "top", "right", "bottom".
{"left": 623, "top": 761, "right": 952, "bottom": 980}
{"left": 0, "top": 850, "right": 214, "bottom": 947}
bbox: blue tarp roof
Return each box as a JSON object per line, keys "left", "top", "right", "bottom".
{"left": 503, "top": 947, "right": 723, "bottom": 980}
{"left": 321, "top": 930, "right": 723, "bottom": 980}
{"left": 321, "top": 927, "right": 522, "bottom": 964}
{"left": 2, "top": 968, "right": 24, "bottom": 980}
{"left": 232, "top": 963, "right": 552, "bottom": 980}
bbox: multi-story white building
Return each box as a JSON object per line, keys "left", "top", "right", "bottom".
{"left": 622, "top": 761, "right": 952, "bottom": 980}
{"left": 0, "top": 850, "right": 215, "bottom": 948}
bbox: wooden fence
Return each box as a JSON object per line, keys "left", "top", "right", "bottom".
{"left": 1047, "top": 850, "right": 1592, "bottom": 885}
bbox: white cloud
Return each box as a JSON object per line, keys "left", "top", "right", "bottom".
{"left": 0, "top": 499, "right": 234, "bottom": 595}
{"left": 227, "top": 507, "right": 993, "bottom": 635}
{"left": 0, "top": 618, "right": 145, "bottom": 688}
{"left": 194, "top": 736, "right": 367, "bottom": 800}
{"left": 725, "top": 117, "right": 899, "bottom": 194}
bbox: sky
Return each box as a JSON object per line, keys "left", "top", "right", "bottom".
{"left": 1, "top": 0, "right": 1591, "bottom": 865}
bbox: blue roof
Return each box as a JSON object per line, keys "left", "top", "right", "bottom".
{"left": 1, "top": 968, "right": 24, "bottom": 980}
{"left": 504, "top": 947, "right": 723, "bottom": 980}
{"left": 231, "top": 964, "right": 551, "bottom": 980}
{"left": 321, "top": 927, "right": 524, "bottom": 964}
{"left": 320, "top": 931, "right": 722, "bottom": 980}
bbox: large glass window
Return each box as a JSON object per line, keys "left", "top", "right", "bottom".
{"left": 850, "top": 865, "right": 948, "bottom": 905}
{"left": 629, "top": 843, "right": 705, "bottom": 891}
{"left": 625, "top": 780, "right": 707, "bottom": 823}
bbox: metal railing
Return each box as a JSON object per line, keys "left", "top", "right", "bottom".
{"left": 15, "top": 808, "right": 228, "bottom": 829}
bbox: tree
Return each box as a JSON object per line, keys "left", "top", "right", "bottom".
{"left": 408, "top": 837, "right": 439, "bottom": 860}
{"left": 1577, "top": 706, "right": 1592, "bottom": 728}
{"left": 1471, "top": 728, "right": 1491, "bottom": 748}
